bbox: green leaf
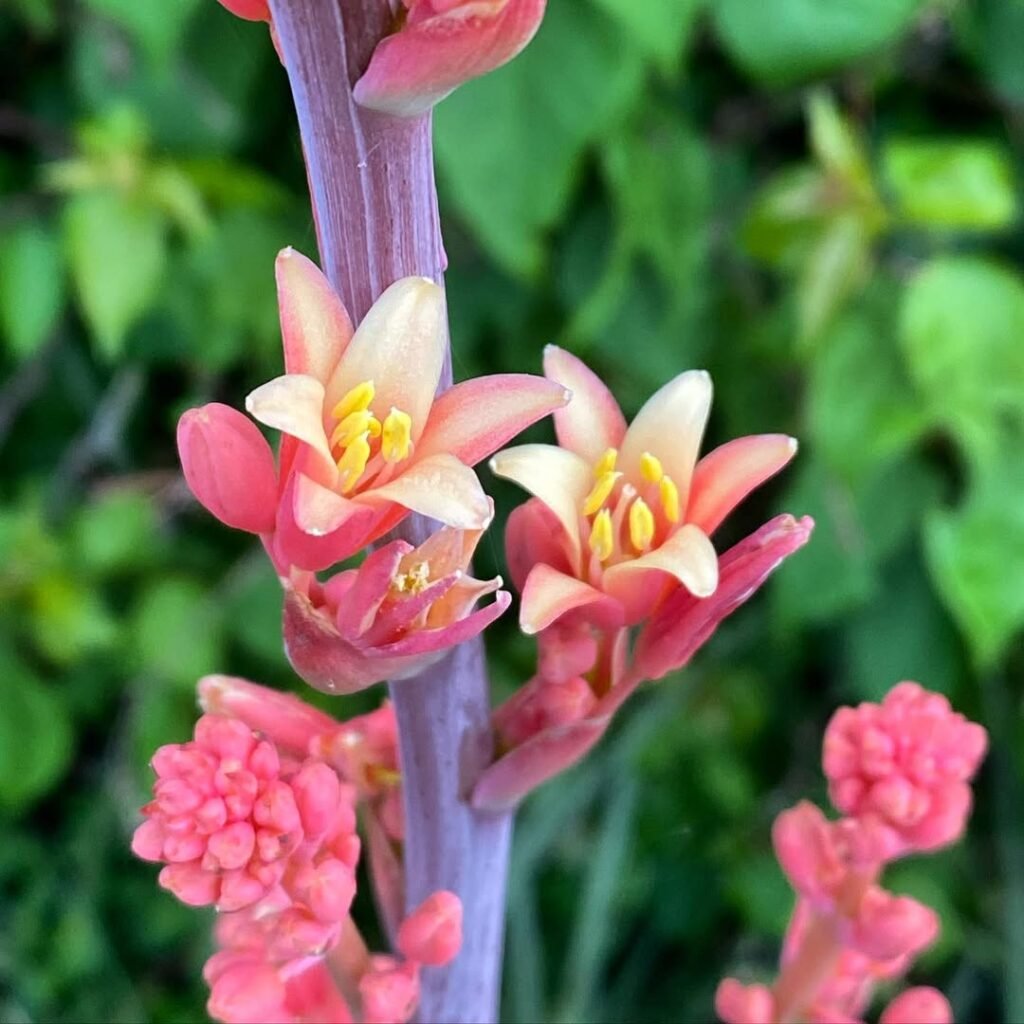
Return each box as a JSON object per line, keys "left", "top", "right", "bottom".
{"left": 883, "top": 139, "right": 1018, "bottom": 231}
{"left": 435, "top": 1, "right": 645, "bottom": 276}
{"left": 741, "top": 166, "right": 831, "bottom": 270}
{"left": 29, "top": 574, "right": 120, "bottom": 663}
{"left": 73, "top": 490, "right": 161, "bottom": 575}
{"left": 64, "top": 189, "right": 167, "bottom": 360}
{"left": 924, "top": 432, "right": 1024, "bottom": 668}
{"left": 0, "top": 647, "right": 73, "bottom": 813}
{"left": 588, "top": 0, "right": 704, "bottom": 71}
{"left": 899, "top": 257, "right": 1024, "bottom": 437}
{"left": 807, "top": 92, "right": 872, "bottom": 194}
{"left": 133, "top": 578, "right": 223, "bottom": 688}
{"left": 727, "top": 853, "right": 792, "bottom": 937}
{"left": 808, "top": 308, "right": 928, "bottom": 481}
{"left": 0, "top": 223, "right": 65, "bottom": 359}
{"left": 82, "top": 0, "right": 200, "bottom": 67}
{"left": 713, "top": 0, "right": 924, "bottom": 84}
{"left": 222, "top": 559, "right": 286, "bottom": 667}
{"left": 959, "top": 0, "right": 1024, "bottom": 103}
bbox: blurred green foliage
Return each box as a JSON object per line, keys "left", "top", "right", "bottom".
{"left": 1, "top": 0, "right": 1022, "bottom": 1020}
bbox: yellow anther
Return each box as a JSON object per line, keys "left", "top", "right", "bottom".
{"left": 593, "top": 447, "right": 618, "bottom": 478}
{"left": 391, "top": 561, "right": 431, "bottom": 597}
{"left": 660, "top": 475, "right": 680, "bottom": 523}
{"left": 330, "top": 409, "right": 381, "bottom": 449}
{"left": 583, "top": 471, "right": 621, "bottom": 516}
{"left": 628, "top": 497, "right": 655, "bottom": 552}
{"left": 337, "top": 431, "right": 371, "bottom": 492}
{"left": 589, "top": 509, "right": 614, "bottom": 563}
{"left": 640, "top": 451, "right": 664, "bottom": 484}
{"left": 331, "top": 380, "right": 375, "bottom": 422}
{"left": 381, "top": 407, "right": 413, "bottom": 463}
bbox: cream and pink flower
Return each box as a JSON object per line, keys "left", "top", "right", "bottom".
{"left": 282, "top": 515, "right": 509, "bottom": 694}
{"left": 178, "top": 248, "right": 569, "bottom": 576}
{"left": 492, "top": 346, "right": 799, "bottom": 633}
{"left": 354, "top": 0, "right": 547, "bottom": 117}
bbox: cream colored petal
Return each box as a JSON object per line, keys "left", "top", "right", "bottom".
{"left": 489, "top": 444, "right": 590, "bottom": 565}
{"left": 325, "top": 277, "right": 445, "bottom": 438}
{"left": 245, "top": 374, "right": 335, "bottom": 474}
{"left": 619, "top": 370, "right": 712, "bottom": 509}
{"left": 358, "top": 452, "right": 492, "bottom": 530}
{"left": 603, "top": 523, "right": 719, "bottom": 600}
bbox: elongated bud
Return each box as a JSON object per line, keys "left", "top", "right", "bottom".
{"left": 177, "top": 404, "right": 278, "bottom": 534}
{"left": 397, "top": 890, "right": 463, "bottom": 967}
{"left": 354, "top": 0, "right": 547, "bottom": 117}
{"left": 880, "top": 988, "right": 953, "bottom": 1024}
{"left": 214, "top": 0, "right": 269, "bottom": 22}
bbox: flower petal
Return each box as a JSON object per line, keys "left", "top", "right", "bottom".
{"left": 359, "top": 452, "right": 492, "bottom": 529}
{"left": 632, "top": 514, "right": 814, "bottom": 682}
{"left": 334, "top": 542, "right": 411, "bottom": 642}
{"left": 618, "top": 370, "right": 712, "bottom": 507}
{"left": 416, "top": 374, "right": 570, "bottom": 467}
{"left": 519, "top": 563, "right": 623, "bottom": 635}
{"left": 326, "top": 277, "right": 445, "bottom": 439}
{"left": 543, "top": 345, "right": 627, "bottom": 463}
{"left": 687, "top": 434, "right": 798, "bottom": 535}
{"left": 489, "top": 444, "right": 589, "bottom": 565}
{"left": 602, "top": 523, "right": 718, "bottom": 622}
{"left": 276, "top": 248, "right": 354, "bottom": 384}
{"left": 246, "top": 374, "right": 335, "bottom": 476}
{"left": 471, "top": 714, "right": 610, "bottom": 812}
{"left": 353, "top": 0, "right": 547, "bottom": 118}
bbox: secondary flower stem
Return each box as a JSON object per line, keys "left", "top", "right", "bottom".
{"left": 268, "top": 1, "right": 512, "bottom": 1020}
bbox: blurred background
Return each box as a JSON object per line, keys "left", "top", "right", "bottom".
{"left": 2, "top": 0, "right": 1023, "bottom": 1020}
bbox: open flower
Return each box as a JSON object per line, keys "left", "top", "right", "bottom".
{"left": 283, "top": 516, "right": 509, "bottom": 694}
{"left": 178, "top": 248, "right": 569, "bottom": 574}
{"left": 354, "top": 0, "right": 547, "bottom": 117}
{"left": 492, "top": 346, "right": 799, "bottom": 632}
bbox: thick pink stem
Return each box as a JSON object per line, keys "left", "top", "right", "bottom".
{"left": 268, "top": 2, "right": 512, "bottom": 1020}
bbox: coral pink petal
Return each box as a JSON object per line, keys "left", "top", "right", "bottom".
{"left": 618, "top": 370, "right": 712, "bottom": 508}
{"left": 715, "top": 979, "right": 776, "bottom": 1024}
{"left": 504, "top": 498, "right": 574, "bottom": 591}
{"left": 354, "top": 0, "right": 547, "bottom": 117}
{"left": 276, "top": 247, "right": 354, "bottom": 385}
{"left": 471, "top": 713, "right": 611, "bottom": 812}
{"left": 398, "top": 890, "right": 464, "bottom": 967}
{"left": 333, "top": 542, "right": 409, "bottom": 641}
{"left": 360, "top": 453, "right": 492, "bottom": 530}
{"left": 490, "top": 444, "right": 590, "bottom": 564}
{"left": 197, "top": 675, "right": 339, "bottom": 757}
{"left": 416, "top": 373, "right": 569, "bottom": 467}
{"left": 177, "top": 404, "right": 278, "bottom": 534}
{"left": 602, "top": 524, "right": 718, "bottom": 623}
{"left": 633, "top": 514, "right": 814, "bottom": 682}
{"left": 327, "top": 277, "right": 445, "bottom": 439}
{"left": 687, "top": 434, "right": 798, "bottom": 536}
{"left": 519, "top": 563, "right": 624, "bottom": 635}
{"left": 215, "top": 0, "right": 270, "bottom": 21}
{"left": 543, "top": 345, "right": 627, "bottom": 463}
{"left": 293, "top": 472, "right": 373, "bottom": 537}
{"left": 880, "top": 988, "right": 953, "bottom": 1024}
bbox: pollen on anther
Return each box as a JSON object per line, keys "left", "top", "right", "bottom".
{"left": 593, "top": 448, "right": 618, "bottom": 478}
{"left": 639, "top": 452, "right": 664, "bottom": 484}
{"left": 589, "top": 509, "right": 614, "bottom": 562}
{"left": 583, "top": 471, "right": 620, "bottom": 516}
{"left": 629, "top": 497, "right": 655, "bottom": 552}
{"left": 659, "top": 476, "right": 680, "bottom": 523}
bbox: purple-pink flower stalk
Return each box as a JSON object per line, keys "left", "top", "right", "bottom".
{"left": 716, "top": 683, "right": 987, "bottom": 1024}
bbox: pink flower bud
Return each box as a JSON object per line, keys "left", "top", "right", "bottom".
{"left": 772, "top": 802, "right": 848, "bottom": 906}
{"left": 354, "top": 0, "right": 547, "bottom": 117}
{"left": 177, "top": 404, "right": 278, "bottom": 534}
{"left": 880, "top": 987, "right": 953, "bottom": 1024}
{"left": 823, "top": 682, "right": 988, "bottom": 856}
{"left": 845, "top": 886, "right": 938, "bottom": 961}
{"left": 715, "top": 979, "right": 775, "bottom": 1024}
{"left": 291, "top": 761, "right": 342, "bottom": 838}
{"left": 359, "top": 956, "right": 420, "bottom": 1024}
{"left": 397, "top": 890, "right": 463, "bottom": 967}
{"left": 206, "top": 956, "right": 290, "bottom": 1024}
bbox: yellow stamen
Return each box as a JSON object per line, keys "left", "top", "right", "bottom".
{"left": 391, "top": 561, "right": 431, "bottom": 597}
{"left": 593, "top": 447, "right": 618, "bottom": 478}
{"left": 381, "top": 407, "right": 413, "bottom": 463}
{"left": 583, "top": 471, "right": 621, "bottom": 516}
{"left": 660, "top": 476, "right": 680, "bottom": 523}
{"left": 629, "top": 497, "right": 655, "bottom": 552}
{"left": 330, "top": 409, "right": 381, "bottom": 449}
{"left": 331, "top": 380, "right": 375, "bottom": 422}
{"left": 337, "top": 431, "right": 371, "bottom": 492}
{"left": 589, "top": 509, "right": 614, "bottom": 563}
{"left": 640, "top": 451, "right": 664, "bottom": 484}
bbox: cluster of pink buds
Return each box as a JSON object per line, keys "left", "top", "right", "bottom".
{"left": 134, "top": 677, "right": 459, "bottom": 1023}
{"left": 716, "top": 682, "right": 987, "bottom": 1024}
{"left": 178, "top": 250, "right": 567, "bottom": 693}
{"left": 471, "top": 347, "right": 813, "bottom": 811}
{"left": 213, "top": 0, "right": 547, "bottom": 119}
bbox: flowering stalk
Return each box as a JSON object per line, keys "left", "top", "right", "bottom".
{"left": 266, "top": 1, "right": 512, "bottom": 1019}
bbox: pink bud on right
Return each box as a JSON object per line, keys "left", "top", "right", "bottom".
{"left": 397, "top": 890, "right": 463, "bottom": 967}
{"left": 177, "top": 403, "right": 278, "bottom": 534}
